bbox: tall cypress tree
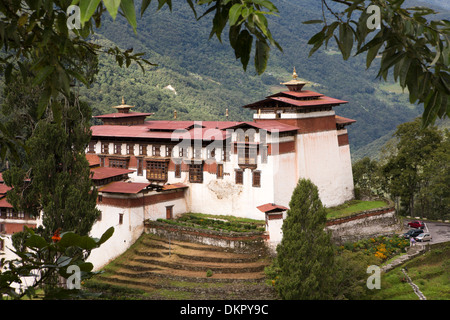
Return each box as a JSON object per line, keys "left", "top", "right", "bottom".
{"left": 4, "top": 96, "right": 100, "bottom": 238}
{"left": 276, "top": 178, "right": 336, "bottom": 300}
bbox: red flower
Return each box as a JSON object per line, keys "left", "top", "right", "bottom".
{"left": 52, "top": 228, "right": 61, "bottom": 242}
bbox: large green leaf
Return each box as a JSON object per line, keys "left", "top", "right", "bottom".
{"left": 120, "top": 0, "right": 137, "bottom": 32}
{"left": 338, "top": 23, "right": 354, "bottom": 60}
{"left": 58, "top": 232, "right": 82, "bottom": 248}
{"left": 79, "top": 0, "right": 102, "bottom": 25}
{"left": 255, "top": 39, "right": 270, "bottom": 75}
{"left": 25, "top": 235, "right": 48, "bottom": 249}
{"left": 96, "top": 226, "right": 114, "bottom": 246}
{"left": 77, "top": 235, "right": 98, "bottom": 250}
{"left": 103, "top": 0, "right": 121, "bottom": 20}
{"left": 228, "top": 3, "right": 242, "bottom": 26}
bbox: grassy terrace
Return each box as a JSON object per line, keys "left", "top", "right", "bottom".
{"left": 325, "top": 199, "right": 389, "bottom": 220}
{"left": 156, "top": 213, "right": 266, "bottom": 233}
{"left": 156, "top": 200, "right": 390, "bottom": 232}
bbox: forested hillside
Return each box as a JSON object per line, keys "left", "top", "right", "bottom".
{"left": 77, "top": 0, "right": 431, "bottom": 159}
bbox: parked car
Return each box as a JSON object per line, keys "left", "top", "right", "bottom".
{"left": 401, "top": 229, "right": 424, "bottom": 239}
{"left": 408, "top": 220, "right": 425, "bottom": 229}
{"left": 415, "top": 233, "right": 432, "bottom": 242}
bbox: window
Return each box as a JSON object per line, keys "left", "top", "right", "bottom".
{"left": 179, "top": 146, "right": 188, "bottom": 158}
{"left": 208, "top": 148, "right": 215, "bottom": 159}
{"left": 6, "top": 208, "right": 13, "bottom": 218}
{"left": 109, "top": 159, "right": 128, "bottom": 169}
{"left": 174, "top": 163, "right": 181, "bottom": 178}
{"left": 194, "top": 147, "right": 202, "bottom": 159}
{"left": 88, "top": 141, "right": 96, "bottom": 153}
{"left": 137, "top": 158, "right": 143, "bottom": 176}
{"left": 165, "top": 146, "right": 173, "bottom": 158}
{"left": 235, "top": 169, "right": 243, "bottom": 185}
{"left": 237, "top": 145, "right": 257, "bottom": 166}
{"left": 152, "top": 145, "right": 161, "bottom": 157}
{"left": 114, "top": 143, "right": 122, "bottom": 155}
{"left": 217, "top": 164, "right": 223, "bottom": 179}
{"left": 101, "top": 143, "right": 109, "bottom": 154}
{"left": 100, "top": 157, "right": 105, "bottom": 167}
{"left": 17, "top": 211, "right": 25, "bottom": 219}
{"left": 139, "top": 144, "right": 147, "bottom": 156}
{"left": 252, "top": 170, "right": 261, "bottom": 187}
{"left": 126, "top": 143, "right": 134, "bottom": 155}
{"left": 98, "top": 194, "right": 103, "bottom": 202}
{"left": 119, "top": 213, "right": 123, "bottom": 225}
{"left": 147, "top": 160, "right": 168, "bottom": 182}
{"left": 189, "top": 163, "right": 203, "bottom": 183}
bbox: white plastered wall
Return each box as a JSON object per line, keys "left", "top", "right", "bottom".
{"left": 296, "top": 130, "right": 354, "bottom": 207}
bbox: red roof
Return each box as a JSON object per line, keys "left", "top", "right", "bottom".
{"left": 222, "top": 120, "right": 299, "bottom": 133}
{"left": 0, "top": 184, "right": 12, "bottom": 195}
{"left": 86, "top": 154, "right": 101, "bottom": 167}
{"left": 161, "top": 183, "right": 188, "bottom": 191}
{"left": 335, "top": 115, "right": 356, "bottom": 125}
{"left": 269, "top": 90, "right": 324, "bottom": 99}
{"left": 99, "top": 181, "right": 150, "bottom": 194}
{"left": 94, "top": 112, "right": 153, "bottom": 119}
{"left": 243, "top": 90, "right": 348, "bottom": 110}
{"left": 91, "top": 124, "right": 231, "bottom": 141}
{"left": 257, "top": 203, "right": 289, "bottom": 213}
{"left": 90, "top": 167, "right": 134, "bottom": 180}
{"left": 0, "top": 196, "right": 13, "bottom": 208}
{"left": 270, "top": 96, "right": 348, "bottom": 107}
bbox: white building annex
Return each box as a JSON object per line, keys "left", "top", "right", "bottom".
{"left": 1, "top": 71, "right": 356, "bottom": 270}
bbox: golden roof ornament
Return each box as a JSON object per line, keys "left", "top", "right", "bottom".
{"left": 292, "top": 67, "right": 298, "bottom": 80}
{"left": 113, "top": 96, "right": 134, "bottom": 113}
{"left": 281, "top": 67, "right": 307, "bottom": 92}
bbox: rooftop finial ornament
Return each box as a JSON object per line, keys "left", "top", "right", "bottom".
{"left": 122, "top": 96, "right": 125, "bottom": 105}
{"left": 292, "top": 67, "right": 298, "bottom": 79}
{"left": 281, "top": 67, "right": 307, "bottom": 92}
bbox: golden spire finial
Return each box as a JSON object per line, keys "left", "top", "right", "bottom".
{"left": 292, "top": 67, "right": 298, "bottom": 80}
{"left": 122, "top": 96, "right": 125, "bottom": 105}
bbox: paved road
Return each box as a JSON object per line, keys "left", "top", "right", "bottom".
{"left": 404, "top": 219, "right": 450, "bottom": 244}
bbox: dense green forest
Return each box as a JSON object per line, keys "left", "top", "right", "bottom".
{"left": 74, "top": 0, "right": 440, "bottom": 159}
{"left": 353, "top": 118, "right": 449, "bottom": 220}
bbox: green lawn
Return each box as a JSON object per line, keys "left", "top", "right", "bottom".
{"left": 326, "top": 200, "right": 389, "bottom": 220}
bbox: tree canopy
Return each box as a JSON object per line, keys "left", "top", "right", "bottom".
{"left": 308, "top": 0, "right": 449, "bottom": 127}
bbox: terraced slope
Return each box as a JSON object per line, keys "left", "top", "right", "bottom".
{"left": 87, "top": 233, "right": 277, "bottom": 300}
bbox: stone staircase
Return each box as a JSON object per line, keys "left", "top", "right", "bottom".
{"left": 90, "top": 233, "right": 277, "bottom": 300}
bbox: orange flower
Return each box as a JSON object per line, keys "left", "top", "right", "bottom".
{"left": 52, "top": 228, "right": 61, "bottom": 242}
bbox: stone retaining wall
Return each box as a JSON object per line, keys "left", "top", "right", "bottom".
{"left": 325, "top": 203, "right": 400, "bottom": 245}
{"left": 144, "top": 220, "right": 268, "bottom": 254}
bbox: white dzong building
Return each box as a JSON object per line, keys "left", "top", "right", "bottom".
{"left": 1, "top": 71, "right": 356, "bottom": 269}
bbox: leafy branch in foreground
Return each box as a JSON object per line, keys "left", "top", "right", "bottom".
{"left": 0, "top": 226, "right": 114, "bottom": 300}
{"left": 306, "top": 0, "right": 449, "bottom": 127}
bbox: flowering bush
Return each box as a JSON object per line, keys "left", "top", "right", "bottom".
{"left": 337, "top": 235, "right": 409, "bottom": 262}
